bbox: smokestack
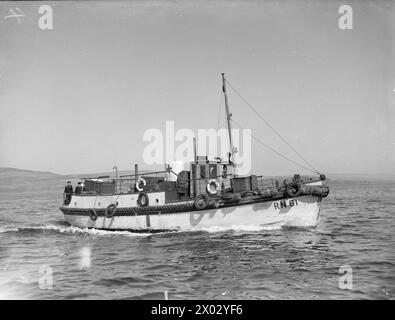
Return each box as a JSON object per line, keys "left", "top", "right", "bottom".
{"left": 193, "top": 137, "right": 197, "bottom": 163}
{"left": 134, "top": 163, "right": 138, "bottom": 182}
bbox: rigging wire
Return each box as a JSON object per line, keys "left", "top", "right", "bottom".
{"left": 225, "top": 79, "right": 320, "bottom": 175}
{"left": 231, "top": 119, "right": 318, "bottom": 175}
{"left": 216, "top": 90, "right": 223, "bottom": 132}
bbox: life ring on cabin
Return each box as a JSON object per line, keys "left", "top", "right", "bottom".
{"left": 135, "top": 177, "right": 146, "bottom": 192}
{"left": 206, "top": 179, "right": 220, "bottom": 195}
{"left": 137, "top": 192, "right": 149, "bottom": 207}
{"left": 194, "top": 194, "right": 209, "bottom": 210}
{"left": 285, "top": 183, "right": 302, "bottom": 198}
{"left": 105, "top": 203, "right": 117, "bottom": 218}
{"left": 89, "top": 208, "right": 98, "bottom": 221}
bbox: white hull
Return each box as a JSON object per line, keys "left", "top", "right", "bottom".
{"left": 62, "top": 195, "right": 322, "bottom": 231}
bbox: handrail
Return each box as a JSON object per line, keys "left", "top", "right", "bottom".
{"left": 114, "top": 172, "right": 235, "bottom": 183}
{"left": 117, "top": 170, "right": 178, "bottom": 180}
{"left": 81, "top": 175, "right": 110, "bottom": 180}
{"left": 64, "top": 175, "right": 321, "bottom": 198}
{"left": 120, "top": 169, "right": 172, "bottom": 178}
{"left": 187, "top": 174, "right": 235, "bottom": 182}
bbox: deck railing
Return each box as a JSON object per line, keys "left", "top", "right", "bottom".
{"left": 76, "top": 170, "right": 320, "bottom": 197}
{"left": 78, "top": 169, "right": 238, "bottom": 198}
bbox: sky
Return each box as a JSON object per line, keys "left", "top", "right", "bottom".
{"left": 0, "top": 0, "right": 394, "bottom": 176}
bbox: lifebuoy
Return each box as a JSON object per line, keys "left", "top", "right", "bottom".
{"left": 286, "top": 183, "right": 302, "bottom": 198}
{"left": 89, "top": 208, "right": 98, "bottom": 221}
{"left": 194, "top": 194, "right": 209, "bottom": 210}
{"left": 206, "top": 179, "right": 220, "bottom": 195}
{"left": 137, "top": 192, "right": 149, "bottom": 207}
{"left": 105, "top": 203, "right": 117, "bottom": 218}
{"left": 136, "top": 177, "right": 146, "bottom": 192}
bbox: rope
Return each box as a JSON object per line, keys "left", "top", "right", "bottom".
{"left": 231, "top": 119, "right": 319, "bottom": 174}
{"left": 225, "top": 79, "right": 320, "bottom": 175}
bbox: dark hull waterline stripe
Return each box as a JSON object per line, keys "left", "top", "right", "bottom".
{"left": 60, "top": 194, "right": 320, "bottom": 217}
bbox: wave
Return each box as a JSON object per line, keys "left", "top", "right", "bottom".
{"left": 201, "top": 223, "right": 283, "bottom": 233}
{"left": 0, "top": 224, "right": 152, "bottom": 237}
{"left": 1, "top": 223, "right": 284, "bottom": 237}
{"left": 0, "top": 225, "right": 19, "bottom": 234}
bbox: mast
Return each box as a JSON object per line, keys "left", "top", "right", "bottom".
{"left": 113, "top": 165, "right": 118, "bottom": 180}
{"left": 221, "top": 73, "right": 236, "bottom": 172}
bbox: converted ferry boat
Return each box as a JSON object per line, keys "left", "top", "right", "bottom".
{"left": 59, "top": 74, "right": 329, "bottom": 231}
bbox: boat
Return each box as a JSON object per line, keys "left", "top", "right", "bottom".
{"left": 59, "top": 74, "right": 329, "bottom": 231}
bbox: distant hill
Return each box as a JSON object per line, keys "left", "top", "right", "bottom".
{"left": 0, "top": 167, "right": 151, "bottom": 196}
{"left": 0, "top": 167, "right": 62, "bottom": 195}
{"left": 0, "top": 167, "right": 149, "bottom": 179}
{"left": 0, "top": 167, "right": 60, "bottom": 179}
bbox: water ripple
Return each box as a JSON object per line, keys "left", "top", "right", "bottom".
{"left": 0, "top": 180, "right": 394, "bottom": 299}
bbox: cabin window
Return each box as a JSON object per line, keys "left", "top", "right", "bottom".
{"left": 222, "top": 165, "right": 228, "bottom": 178}
{"left": 200, "top": 165, "right": 206, "bottom": 179}
{"left": 209, "top": 164, "right": 217, "bottom": 179}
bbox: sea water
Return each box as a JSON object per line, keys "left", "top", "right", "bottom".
{"left": 0, "top": 179, "right": 394, "bottom": 299}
